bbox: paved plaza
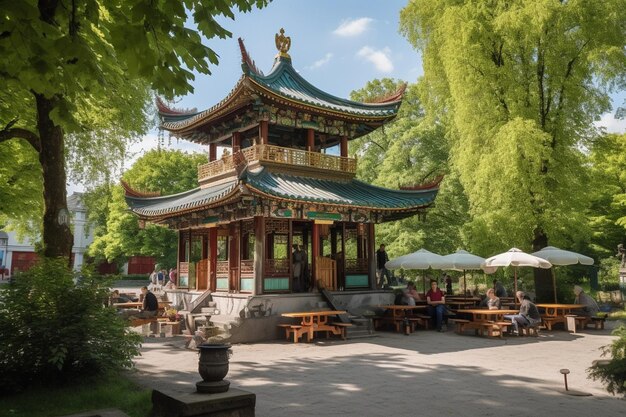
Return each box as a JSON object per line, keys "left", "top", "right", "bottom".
{"left": 131, "top": 323, "right": 625, "bottom": 417}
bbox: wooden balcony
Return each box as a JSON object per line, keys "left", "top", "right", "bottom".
{"left": 198, "top": 144, "right": 357, "bottom": 183}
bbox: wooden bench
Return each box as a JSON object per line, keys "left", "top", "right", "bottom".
{"left": 541, "top": 316, "right": 562, "bottom": 331}
{"left": 590, "top": 316, "right": 606, "bottom": 330}
{"left": 449, "top": 318, "right": 470, "bottom": 333}
{"left": 372, "top": 316, "right": 418, "bottom": 333}
{"left": 407, "top": 314, "right": 431, "bottom": 330}
{"left": 520, "top": 324, "right": 540, "bottom": 337}
{"left": 573, "top": 316, "right": 590, "bottom": 330}
{"left": 277, "top": 324, "right": 306, "bottom": 343}
{"left": 129, "top": 317, "right": 159, "bottom": 327}
{"left": 330, "top": 322, "right": 353, "bottom": 339}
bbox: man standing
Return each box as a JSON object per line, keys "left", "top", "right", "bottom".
{"left": 376, "top": 244, "right": 390, "bottom": 288}
{"left": 292, "top": 244, "right": 304, "bottom": 292}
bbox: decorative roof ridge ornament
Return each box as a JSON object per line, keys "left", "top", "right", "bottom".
{"left": 364, "top": 83, "right": 408, "bottom": 104}
{"left": 121, "top": 179, "right": 161, "bottom": 198}
{"left": 238, "top": 38, "right": 263, "bottom": 76}
{"left": 399, "top": 174, "right": 444, "bottom": 191}
{"left": 155, "top": 96, "right": 197, "bottom": 116}
{"left": 274, "top": 28, "right": 291, "bottom": 59}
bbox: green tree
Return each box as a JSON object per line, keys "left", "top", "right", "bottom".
{"left": 400, "top": 0, "right": 626, "bottom": 250}
{"left": 88, "top": 149, "right": 207, "bottom": 268}
{"left": 400, "top": 0, "right": 626, "bottom": 298}
{"left": 0, "top": 0, "right": 268, "bottom": 259}
{"left": 351, "top": 80, "right": 470, "bottom": 258}
{"left": 586, "top": 133, "right": 626, "bottom": 257}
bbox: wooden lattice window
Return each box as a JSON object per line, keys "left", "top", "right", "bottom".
{"left": 266, "top": 219, "right": 289, "bottom": 234}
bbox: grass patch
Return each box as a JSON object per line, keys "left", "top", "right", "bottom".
{"left": 0, "top": 372, "right": 151, "bottom": 417}
{"left": 608, "top": 310, "right": 626, "bottom": 321}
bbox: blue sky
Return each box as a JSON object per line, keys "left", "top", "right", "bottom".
{"left": 126, "top": 0, "right": 624, "bottom": 161}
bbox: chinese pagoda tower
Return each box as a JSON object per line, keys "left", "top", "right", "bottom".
{"left": 125, "top": 30, "right": 439, "bottom": 298}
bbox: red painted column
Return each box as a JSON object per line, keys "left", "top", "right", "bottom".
{"left": 232, "top": 131, "right": 241, "bottom": 153}
{"left": 254, "top": 216, "right": 265, "bottom": 295}
{"left": 260, "top": 121, "right": 269, "bottom": 144}
{"left": 340, "top": 136, "right": 348, "bottom": 157}
{"left": 209, "top": 143, "right": 217, "bottom": 161}
{"left": 209, "top": 227, "right": 217, "bottom": 292}
{"left": 311, "top": 222, "right": 319, "bottom": 290}
{"left": 307, "top": 128, "right": 315, "bottom": 152}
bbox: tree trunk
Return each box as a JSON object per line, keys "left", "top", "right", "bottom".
{"left": 532, "top": 227, "right": 553, "bottom": 302}
{"left": 35, "top": 93, "right": 73, "bottom": 259}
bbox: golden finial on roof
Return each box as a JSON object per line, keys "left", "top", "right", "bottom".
{"left": 275, "top": 28, "right": 291, "bottom": 58}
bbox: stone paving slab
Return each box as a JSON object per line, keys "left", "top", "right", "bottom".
{"left": 130, "top": 323, "right": 626, "bottom": 417}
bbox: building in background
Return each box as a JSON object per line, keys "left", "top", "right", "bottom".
{"left": 0, "top": 192, "right": 155, "bottom": 277}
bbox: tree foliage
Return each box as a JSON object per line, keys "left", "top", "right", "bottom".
{"left": 87, "top": 149, "right": 207, "bottom": 268}
{"left": 0, "top": 0, "right": 268, "bottom": 257}
{"left": 350, "top": 79, "right": 469, "bottom": 258}
{"left": 586, "top": 133, "right": 626, "bottom": 256}
{"left": 400, "top": 0, "right": 626, "bottom": 253}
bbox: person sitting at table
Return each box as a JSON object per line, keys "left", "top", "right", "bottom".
{"left": 426, "top": 279, "right": 447, "bottom": 332}
{"left": 573, "top": 285, "right": 600, "bottom": 317}
{"left": 493, "top": 280, "right": 507, "bottom": 298}
{"left": 479, "top": 288, "right": 501, "bottom": 310}
{"left": 402, "top": 282, "right": 424, "bottom": 306}
{"left": 110, "top": 289, "right": 133, "bottom": 304}
{"left": 504, "top": 291, "right": 541, "bottom": 335}
{"left": 120, "top": 286, "right": 159, "bottom": 320}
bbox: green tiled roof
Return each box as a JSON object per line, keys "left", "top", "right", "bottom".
{"left": 158, "top": 55, "right": 402, "bottom": 129}
{"left": 125, "top": 169, "right": 437, "bottom": 221}
{"left": 247, "top": 56, "right": 401, "bottom": 117}
{"left": 245, "top": 168, "right": 437, "bottom": 209}
{"left": 125, "top": 180, "right": 238, "bottom": 218}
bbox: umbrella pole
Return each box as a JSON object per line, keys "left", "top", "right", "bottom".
{"left": 552, "top": 268, "right": 557, "bottom": 303}
{"left": 514, "top": 267, "right": 518, "bottom": 297}
{"left": 422, "top": 273, "right": 426, "bottom": 295}
{"left": 463, "top": 270, "right": 467, "bottom": 299}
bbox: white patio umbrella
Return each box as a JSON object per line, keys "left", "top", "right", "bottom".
{"left": 386, "top": 249, "right": 446, "bottom": 293}
{"left": 531, "top": 246, "right": 594, "bottom": 303}
{"left": 481, "top": 248, "right": 552, "bottom": 296}
{"left": 439, "top": 250, "right": 489, "bottom": 297}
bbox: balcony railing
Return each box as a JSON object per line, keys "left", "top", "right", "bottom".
{"left": 198, "top": 144, "right": 356, "bottom": 183}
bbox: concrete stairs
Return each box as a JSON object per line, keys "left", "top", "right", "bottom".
{"left": 345, "top": 316, "right": 377, "bottom": 339}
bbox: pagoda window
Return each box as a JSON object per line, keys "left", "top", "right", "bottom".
{"left": 343, "top": 223, "right": 369, "bottom": 289}
{"left": 217, "top": 236, "right": 229, "bottom": 261}
{"left": 187, "top": 235, "right": 204, "bottom": 289}
{"left": 241, "top": 232, "right": 255, "bottom": 260}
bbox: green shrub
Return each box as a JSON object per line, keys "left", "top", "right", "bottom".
{"left": 588, "top": 325, "right": 626, "bottom": 396}
{"left": 0, "top": 258, "right": 142, "bottom": 392}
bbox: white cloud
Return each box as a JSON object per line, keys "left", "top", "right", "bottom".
{"left": 333, "top": 17, "right": 373, "bottom": 37}
{"left": 307, "top": 53, "right": 333, "bottom": 70}
{"left": 595, "top": 113, "right": 626, "bottom": 134}
{"left": 357, "top": 46, "right": 394, "bottom": 73}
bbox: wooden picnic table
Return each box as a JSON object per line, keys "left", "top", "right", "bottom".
{"left": 280, "top": 310, "right": 348, "bottom": 343}
{"left": 373, "top": 304, "right": 430, "bottom": 333}
{"left": 535, "top": 303, "right": 586, "bottom": 330}
{"left": 446, "top": 300, "right": 477, "bottom": 309}
{"left": 452, "top": 308, "right": 519, "bottom": 338}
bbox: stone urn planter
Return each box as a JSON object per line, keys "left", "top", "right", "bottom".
{"left": 196, "top": 343, "right": 232, "bottom": 393}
